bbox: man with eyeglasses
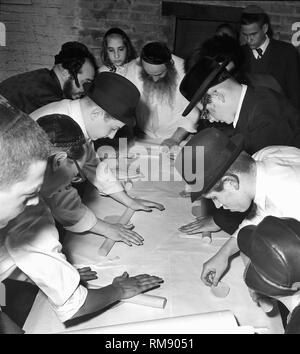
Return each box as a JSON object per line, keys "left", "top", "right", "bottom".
{"left": 178, "top": 55, "right": 300, "bottom": 238}
{"left": 31, "top": 72, "right": 165, "bottom": 246}
{"left": 123, "top": 41, "right": 199, "bottom": 148}
{"left": 1, "top": 113, "right": 164, "bottom": 329}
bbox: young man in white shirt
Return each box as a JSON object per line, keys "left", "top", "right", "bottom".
{"left": 1, "top": 113, "right": 164, "bottom": 329}
{"left": 31, "top": 72, "right": 165, "bottom": 244}
{"left": 175, "top": 127, "right": 300, "bottom": 289}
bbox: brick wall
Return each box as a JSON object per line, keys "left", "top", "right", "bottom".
{"left": 0, "top": 0, "right": 299, "bottom": 80}
{"left": 0, "top": 0, "right": 81, "bottom": 80}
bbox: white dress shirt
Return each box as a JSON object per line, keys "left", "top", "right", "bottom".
{"left": 0, "top": 199, "right": 88, "bottom": 322}
{"left": 233, "top": 145, "right": 300, "bottom": 238}
{"left": 30, "top": 99, "right": 123, "bottom": 232}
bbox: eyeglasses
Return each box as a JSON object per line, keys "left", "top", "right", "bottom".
{"left": 72, "top": 159, "right": 87, "bottom": 184}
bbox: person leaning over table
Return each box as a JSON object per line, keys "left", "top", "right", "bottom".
{"left": 237, "top": 216, "right": 300, "bottom": 334}
{"left": 0, "top": 112, "right": 164, "bottom": 328}
{"left": 0, "top": 41, "right": 97, "bottom": 114}
{"left": 30, "top": 72, "right": 165, "bottom": 246}
{"left": 124, "top": 41, "right": 200, "bottom": 148}
{"left": 0, "top": 97, "right": 51, "bottom": 333}
{"left": 178, "top": 54, "right": 300, "bottom": 238}
{"left": 175, "top": 127, "right": 300, "bottom": 289}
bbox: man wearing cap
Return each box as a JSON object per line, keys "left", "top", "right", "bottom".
{"left": 175, "top": 127, "right": 300, "bottom": 292}
{"left": 0, "top": 112, "right": 164, "bottom": 328}
{"left": 238, "top": 216, "right": 300, "bottom": 333}
{"left": 30, "top": 72, "right": 165, "bottom": 244}
{"left": 0, "top": 41, "right": 97, "bottom": 114}
{"left": 179, "top": 55, "right": 300, "bottom": 237}
{"left": 124, "top": 41, "right": 199, "bottom": 148}
{"left": 239, "top": 5, "right": 300, "bottom": 111}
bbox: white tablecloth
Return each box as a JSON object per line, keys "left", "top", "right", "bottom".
{"left": 23, "top": 141, "right": 284, "bottom": 334}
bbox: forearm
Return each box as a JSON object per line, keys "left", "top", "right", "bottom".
{"left": 109, "top": 190, "right": 134, "bottom": 209}
{"left": 216, "top": 236, "right": 239, "bottom": 260}
{"left": 90, "top": 218, "right": 111, "bottom": 236}
{"left": 71, "top": 285, "right": 123, "bottom": 319}
{"left": 170, "top": 127, "right": 189, "bottom": 144}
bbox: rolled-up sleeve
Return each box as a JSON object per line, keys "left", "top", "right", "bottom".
{"left": 4, "top": 201, "right": 88, "bottom": 321}
{"left": 44, "top": 186, "right": 97, "bottom": 233}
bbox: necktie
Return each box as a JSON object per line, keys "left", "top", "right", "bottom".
{"left": 255, "top": 48, "right": 263, "bottom": 59}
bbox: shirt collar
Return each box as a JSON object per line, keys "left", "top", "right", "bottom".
{"left": 233, "top": 84, "right": 247, "bottom": 128}
{"left": 252, "top": 35, "right": 270, "bottom": 59}
{"left": 69, "top": 100, "right": 90, "bottom": 140}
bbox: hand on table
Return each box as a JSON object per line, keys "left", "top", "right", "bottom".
{"left": 178, "top": 216, "right": 221, "bottom": 235}
{"left": 78, "top": 267, "right": 98, "bottom": 285}
{"left": 160, "top": 138, "right": 179, "bottom": 151}
{"left": 201, "top": 253, "right": 229, "bottom": 287}
{"left": 129, "top": 198, "right": 165, "bottom": 212}
{"left": 104, "top": 222, "right": 144, "bottom": 246}
{"left": 112, "top": 271, "right": 164, "bottom": 300}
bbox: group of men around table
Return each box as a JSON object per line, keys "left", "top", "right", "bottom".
{"left": 1, "top": 4, "right": 300, "bottom": 333}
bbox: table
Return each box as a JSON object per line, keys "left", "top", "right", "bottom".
{"left": 23, "top": 140, "right": 284, "bottom": 334}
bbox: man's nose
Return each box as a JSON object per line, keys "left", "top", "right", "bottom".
{"left": 152, "top": 76, "right": 160, "bottom": 82}
{"left": 26, "top": 196, "right": 39, "bottom": 207}
{"left": 213, "top": 200, "right": 222, "bottom": 209}
{"left": 108, "top": 129, "right": 118, "bottom": 139}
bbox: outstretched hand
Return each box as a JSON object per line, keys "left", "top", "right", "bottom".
{"left": 129, "top": 198, "right": 165, "bottom": 212}
{"left": 104, "top": 222, "right": 144, "bottom": 246}
{"left": 179, "top": 216, "right": 221, "bottom": 235}
{"left": 112, "top": 271, "right": 164, "bottom": 299}
{"left": 78, "top": 267, "right": 98, "bottom": 285}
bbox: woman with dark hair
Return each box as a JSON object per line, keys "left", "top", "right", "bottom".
{"left": 99, "top": 28, "right": 137, "bottom": 76}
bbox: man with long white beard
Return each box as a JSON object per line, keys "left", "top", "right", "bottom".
{"left": 125, "top": 41, "right": 200, "bottom": 149}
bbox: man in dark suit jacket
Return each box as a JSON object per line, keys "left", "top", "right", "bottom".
{"left": 178, "top": 55, "right": 300, "bottom": 235}
{"left": 239, "top": 5, "right": 300, "bottom": 112}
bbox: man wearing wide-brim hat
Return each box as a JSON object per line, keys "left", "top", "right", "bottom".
{"left": 175, "top": 127, "right": 300, "bottom": 289}
{"left": 238, "top": 216, "right": 300, "bottom": 333}
{"left": 30, "top": 72, "right": 165, "bottom": 246}
{"left": 178, "top": 54, "right": 300, "bottom": 238}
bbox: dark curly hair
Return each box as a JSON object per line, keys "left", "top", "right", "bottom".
{"left": 55, "top": 41, "right": 98, "bottom": 88}
{"left": 100, "top": 28, "right": 137, "bottom": 71}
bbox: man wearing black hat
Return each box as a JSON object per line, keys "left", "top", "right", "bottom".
{"left": 30, "top": 72, "right": 165, "bottom": 245}
{"left": 239, "top": 5, "right": 300, "bottom": 111}
{"left": 0, "top": 113, "right": 164, "bottom": 328}
{"left": 0, "top": 41, "right": 97, "bottom": 114}
{"left": 238, "top": 216, "right": 300, "bottom": 333}
{"left": 125, "top": 41, "right": 199, "bottom": 148}
{"left": 179, "top": 54, "right": 300, "bottom": 237}
{"left": 175, "top": 128, "right": 300, "bottom": 291}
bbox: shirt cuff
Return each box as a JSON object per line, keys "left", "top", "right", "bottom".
{"left": 49, "top": 285, "right": 88, "bottom": 323}
{"left": 64, "top": 208, "right": 97, "bottom": 233}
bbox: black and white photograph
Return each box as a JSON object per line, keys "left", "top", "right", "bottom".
{"left": 0, "top": 0, "right": 300, "bottom": 338}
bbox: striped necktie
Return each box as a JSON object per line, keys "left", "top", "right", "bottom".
{"left": 255, "top": 48, "right": 263, "bottom": 59}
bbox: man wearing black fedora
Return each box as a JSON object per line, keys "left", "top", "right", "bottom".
{"left": 124, "top": 41, "right": 199, "bottom": 148}
{"left": 30, "top": 72, "right": 165, "bottom": 246}
{"left": 175, "top": 128, "right": 300, "bottom": 289}
{"left": 238, "top": 216, "right": 300, "bottom": 333}
{"left": 178, "top": 54, "right": 300, "bottom": 238}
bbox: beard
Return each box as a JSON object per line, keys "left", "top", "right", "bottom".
{"left": 63, "top": 78, "right": 84, "bottom": 99}
{"left": 140, "top": 64, "right": 178, "bottom": 107}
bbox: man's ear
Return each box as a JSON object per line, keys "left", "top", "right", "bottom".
{"left": 262, "top": 23, "right": 268, "bottom": 35}
{"left": 52, "top": 152, "right": 68, "bottom": 171}
{"left": 221, "top": 174, "right": 239, "bottom": 190}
